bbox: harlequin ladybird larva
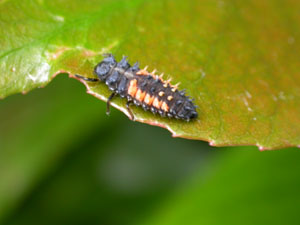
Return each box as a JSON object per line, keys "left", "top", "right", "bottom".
{"left": 75, "top": 54, "right": 198, "bottom": 121}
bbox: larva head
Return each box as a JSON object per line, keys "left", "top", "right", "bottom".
{"left": 94, "top": 54, "right": 117, "bottom": 81}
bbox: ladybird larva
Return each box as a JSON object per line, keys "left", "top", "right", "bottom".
{"left": 75, "top": 54, "right": 198, "bottom": 121}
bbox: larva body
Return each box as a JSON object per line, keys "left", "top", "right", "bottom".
{"left": 77, "top": 54, "right": 198, "bottom": 121}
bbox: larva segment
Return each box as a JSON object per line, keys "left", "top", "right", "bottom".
{"left": 135, "top": 89, "right": 146, "bottom": 102}
{"left": 153, "top": 97, "right": 162, "bottom": 109}
{"left": 161, "top": 102, "right": 169, "bottom": 112}
{"left": 144, "top": 93, "right": 154, "bottom": 105}
{"left": 128, "top": 79, "right": 138, "bottom": 97}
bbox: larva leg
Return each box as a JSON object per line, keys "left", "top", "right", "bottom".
{"left": 106, "top": 92, "right": 116, "bottom": 115}
{"left": 126, "top": 101, "right": 135, "bottom": 121}
{"left": 75, "top": 74, "right": 99, "bottom": 82}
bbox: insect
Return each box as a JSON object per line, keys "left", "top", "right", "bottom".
{"left": 75, "top": 54, "right": 198, "bottom": 121}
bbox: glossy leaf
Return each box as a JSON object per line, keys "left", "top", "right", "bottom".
{"left": 1, "top": 0, "right": 300, "bottom": 149}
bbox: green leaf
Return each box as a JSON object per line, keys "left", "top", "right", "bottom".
{"left": 1, "top": 0, "right": 300, "bottom": 149}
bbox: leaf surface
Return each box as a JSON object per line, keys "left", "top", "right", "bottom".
{"left": 1, "top": 0, "right": 300, "bottom": 149}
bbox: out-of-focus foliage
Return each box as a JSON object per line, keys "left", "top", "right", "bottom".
{"left": 143, "top": 147, "right": 300, "bottom": 225}
{"left": 1, "top": 0, "right": 300, "bottom": 149}
{"left": 0, "top": 75, "right": 112, "bottom": 222}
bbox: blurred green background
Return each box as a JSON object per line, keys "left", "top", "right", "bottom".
{"left": 0, "top": 75, "right": 299, "bottom": 225}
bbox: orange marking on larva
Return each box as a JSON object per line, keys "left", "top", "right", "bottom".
{"left": 161, "top": 102, "right": 169, "bottom": 112}
{"left": 136, "top": 70, "right": 148, "bottom": 76}
{"left": 128, "top": 79, "right": 138, "bottom": 97}
{"left": 153, "top": 97, "right": 162, "bottom": 109}
{"left": 144, "top": 93, "right": 154, "bottom": 105}
{"left": 135, "top": 89, "right": 146, "bottom": 102}
{"left": 170, "top": 82, "right": 180, "bottom": 89}
{"left": 167, "top": 95, "right": 173, "bottom": 101}
{"left": 174, "top": 82, "right": 181, "bottom": 88}
{"left": 151, "top": 69, "right": 157, "bottom": 75}
{"left": 159, "top": 73, "right": 164, "bottom": 80}
{"left": 158, "top": 91, "right": 164, "bottom": 97}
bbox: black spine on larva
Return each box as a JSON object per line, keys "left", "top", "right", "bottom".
{"left": 94, "top": 54, "right": 117, "bottom": 81}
